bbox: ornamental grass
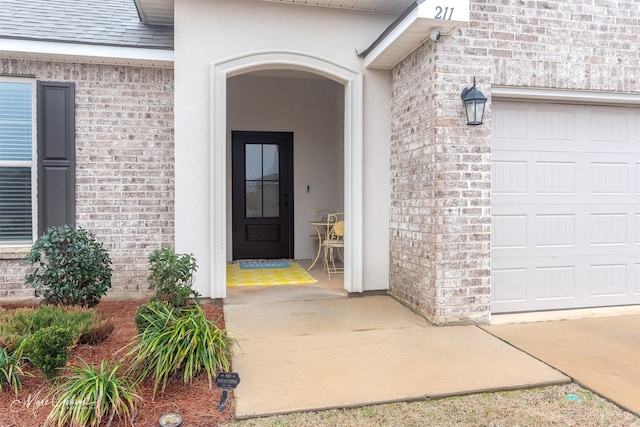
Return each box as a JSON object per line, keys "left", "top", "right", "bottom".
{"left": 126, "top": 302, "right": 235, "bottom": 398}
{"left": 46, "top": 359, "right": 140, "bottom": 427}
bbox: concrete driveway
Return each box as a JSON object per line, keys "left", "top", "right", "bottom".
{"left": 483, "top": 314, "right": 640, "bottom": 416}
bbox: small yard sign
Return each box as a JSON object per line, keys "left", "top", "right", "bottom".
{"left": 215, "top": 372, "right": 241, "bottom": 412}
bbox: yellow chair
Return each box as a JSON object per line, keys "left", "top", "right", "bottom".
{"left": 322, "top": 212, "right": 344, "bottom": 278}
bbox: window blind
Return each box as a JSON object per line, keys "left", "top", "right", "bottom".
{"left": 0, "top": 81, "right": 33, "bottom": 242}
{"left": 0, "top": 167, "right": 32, "bottom": 241}
{"left": 0, "top": 82, "right": 32, "bottom": 161}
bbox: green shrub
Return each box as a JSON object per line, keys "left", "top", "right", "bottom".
{"left": 133, "top": 300, "right": 174, "bottom": 335}
{"left": 25, "top": 225, "right": 112, "bottom": 308}
{"left": 24, "top": 325, "right": 77, "bottom": 380}
{"left": 147, "top": 247, "right": 199, "bottom": 307}
{"left": 0, "top": 305, "right": 105, "bottom": 352}
{"left": 0, "top": 344, "right": 31, "bottom": 395}
{"left": 127, "top": 303, "right": 234, "bottom": 398}
{"left": 47, "top": 359, "right": 140, "bottom": 427}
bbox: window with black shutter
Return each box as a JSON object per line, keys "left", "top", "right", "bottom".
{"left": 0, "top": 79, "right": 75, "bottom": 245}
{"left": 37, "top": 81, "right": 75, "bottom": 235}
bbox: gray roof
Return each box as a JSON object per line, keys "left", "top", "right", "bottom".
{"left": 0, "top": 0, "right": 173, "bottom": 50}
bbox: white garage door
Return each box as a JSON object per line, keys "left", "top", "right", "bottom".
{"left": 491, "top": 101, "right": 640, "bottom": 313}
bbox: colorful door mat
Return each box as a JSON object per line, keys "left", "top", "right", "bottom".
{"left": 227, "top": 261, "right": 318, "bottom": 287}
{"left": 239, "top": 260, "right": 290, "bottom": 269}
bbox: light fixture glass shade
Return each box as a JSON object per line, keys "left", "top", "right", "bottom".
{"left": 461, "top": 80, "right": 487, "bottom": 125}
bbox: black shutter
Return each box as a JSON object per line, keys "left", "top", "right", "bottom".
{"left": 37, "top": 82, "right": 75, "bottom": 235}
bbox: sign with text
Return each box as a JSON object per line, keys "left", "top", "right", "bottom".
{"left": 215, "top": 372, "right": 240, "bottom": 390}
{"left": 215, "top": 372, "right": 240, "bottom": 412}
{"left": 419, "top": 0, "right": 470, "bottom": 23}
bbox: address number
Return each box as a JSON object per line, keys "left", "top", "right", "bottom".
{"left": 434, "top": 6, "right": 455, "bottom": 20}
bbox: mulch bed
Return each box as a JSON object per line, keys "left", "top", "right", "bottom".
{"left": 0, "top": 299, "right": 236, "bottom": 427}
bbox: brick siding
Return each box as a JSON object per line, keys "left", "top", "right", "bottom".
{"left": 389, "top": 0, "right": 640, "bottom": 324}
{"left": 0, "top": 59, "right": 174, "bottom": 298}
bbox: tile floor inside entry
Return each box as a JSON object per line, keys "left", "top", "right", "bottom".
{"left": 225, "top": 260, "right": 347, "bottom": 305}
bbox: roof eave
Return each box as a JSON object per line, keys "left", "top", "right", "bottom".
{"left": 133, "top": 0, "right": 174, "bottom": 26}
{"left": 0, "top": 38, "right": 174, "bottom": 68}
{"left": 363, "top": 0, "right": 470, "bottom": 70}
{"left": 133, "top": 0, "right": 149, "bottom": 24}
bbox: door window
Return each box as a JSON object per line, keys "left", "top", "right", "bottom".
{"left": 245, "top": 143, "right": 280, "bottom": 218}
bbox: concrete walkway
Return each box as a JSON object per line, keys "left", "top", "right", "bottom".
{"left": 484, "top": 315, "right": 640, "bottom": 416}
{"left": 224, "top": 290, "right": 569, "bottom": 418}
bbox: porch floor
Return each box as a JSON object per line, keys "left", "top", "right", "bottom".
{"left": 224, "top": 259, "right": 346, "bottom": 305}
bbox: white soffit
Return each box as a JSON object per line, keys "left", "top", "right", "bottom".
{"left": 0, "top": 39, "right": 174, "bottom": 68}
{"left": 133, "top": 0, "right": 416, "bottom": 25}
{"left": 257, "top": 0, "right": 415, "bottom": 14}
{"left": 364, "top": 0, "right": 470, "bottom": 69}
{"left": 134, "top": 0, "right": 415, "bottom": 26}
{"left": 134, "top": 0, "right": 174, "bottom": 26}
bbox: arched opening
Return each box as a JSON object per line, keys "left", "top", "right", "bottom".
{"left": 210, "top": 51, "right": 363, "bottom": 298}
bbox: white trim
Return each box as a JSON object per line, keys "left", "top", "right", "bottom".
{"left": 210, "top": 50, "right": 364, "bottom": 297}
{"left": 491, "top": 86, "right": 640, "bottom": 106}
{"left": 0, "top": 39, "right": 173, "bottom": 67}
{"left": 491, "top": 305, "right": 640, "bottom": 325}
{"left": 344, "top": 74, "right": 364, "bottom": 292}
{"left": 211, "top": 63, "right": 228, "bottom": 299}
{"left": 30, "top": 79, "right": 37, "bottom": 244}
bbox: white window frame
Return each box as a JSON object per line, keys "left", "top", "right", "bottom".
{"left": 0, "top": 76, "right": 37, "bottom": 246}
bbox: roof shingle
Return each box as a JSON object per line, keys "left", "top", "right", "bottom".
{"left": 0, "top": 0, "right": 173, "bottom": 50}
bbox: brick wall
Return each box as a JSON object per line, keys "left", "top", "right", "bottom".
{"left": 0, "top": 59, "right": 174, "bottom": 298}
{"left": 389, "top": 0, "right": 640, "bottom": 324}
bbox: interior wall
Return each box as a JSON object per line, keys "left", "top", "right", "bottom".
{"left": 226, "top": 74, "right": 344, "bottom": 261}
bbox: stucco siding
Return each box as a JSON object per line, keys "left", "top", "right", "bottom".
{"left": 175, "top": 0, "right": 394, "bottom": 295}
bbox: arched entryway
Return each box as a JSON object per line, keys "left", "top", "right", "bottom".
{"left": 209, "top": 51, "right": 364, "bottom": 298}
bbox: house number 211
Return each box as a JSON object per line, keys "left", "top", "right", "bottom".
{"left": 434, "top": 6, "right": 455, "bottom": 20}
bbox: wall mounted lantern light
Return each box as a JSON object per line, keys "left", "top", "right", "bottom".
{"left": 460, "top": 77, "right": 487, "bottom": 125}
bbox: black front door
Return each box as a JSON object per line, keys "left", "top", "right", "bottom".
{"left": 231, "top": 131, "right": 294, "bottom": 260}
